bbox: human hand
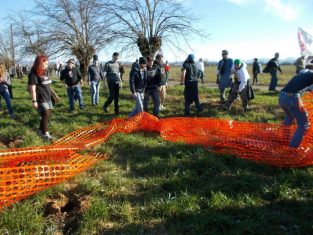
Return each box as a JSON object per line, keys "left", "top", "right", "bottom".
{"left": 32, "top": 101, "right": 38, "bottom": 109}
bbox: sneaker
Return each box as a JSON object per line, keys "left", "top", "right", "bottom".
{"left": 10, "top": 114, "right": 16, "bottom": 119}
{"left": 41, "top": 132, "right": 53, "bottom": 141}
{"left": 103, "top": 106, "right": 108, "bottom": 113}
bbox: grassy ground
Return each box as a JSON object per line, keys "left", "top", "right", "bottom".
{"left": 1, "top": 65, "right": 313, "bottom": 234}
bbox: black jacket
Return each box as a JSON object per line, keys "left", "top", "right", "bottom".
{"left": 60, "top": 66, "right": 82, "bottom": 86}
{"left": 129, "top": 64, "right": 147, "bottom": 93}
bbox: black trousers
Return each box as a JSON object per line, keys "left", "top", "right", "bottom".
{"left": 104, "top": 81, "right": 120, "bottom": 113}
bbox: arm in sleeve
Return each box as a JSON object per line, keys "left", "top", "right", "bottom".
{"left": 129, "top": 69, "right": 136, "bottom": 94}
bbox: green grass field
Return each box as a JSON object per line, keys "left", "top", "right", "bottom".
{"left": 1, "top": 65, "right": 313, "bottom": 234}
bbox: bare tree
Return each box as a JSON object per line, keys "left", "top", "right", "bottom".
{"left": 0, "top": 32, "right": 13, "bottom": 68}
{"left": 102, "top": 0, "right": 205, "bottom": 58}
{"left": 11, "top": 0, "right": 115, "bottom": 78}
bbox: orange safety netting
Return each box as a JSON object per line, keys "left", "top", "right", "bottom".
{"left": 1, "top": 92, "right": 313, "bottom": 210}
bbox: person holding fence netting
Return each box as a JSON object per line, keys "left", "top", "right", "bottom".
{"left": 278, "top": 62, "right": 313, "bottom": 148}
{"left": 222, "top": 59, "right": 252, "bottom": 112}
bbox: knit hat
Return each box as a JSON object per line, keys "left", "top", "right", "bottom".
{"left": 93, "top": 54, "right": 99, "bottom": 61}
{"left": 139, "top": 57, "right": 147, "bottom": 64}
{"left": 234, "top": 59, "right": 241, "bottom": 65}
{"left": 187, "top": 54, "right": 195, "bottom": 62}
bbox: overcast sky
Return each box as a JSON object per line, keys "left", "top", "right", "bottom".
{"left": 0, "top": 0, "right": 312, "bottom": 62}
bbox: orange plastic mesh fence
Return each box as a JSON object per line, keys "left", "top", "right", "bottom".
{"left": 1, "top": 92, "right": 313, "bottom": 209}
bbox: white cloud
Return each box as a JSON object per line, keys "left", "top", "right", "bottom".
{"left": 264, "top": 0, "right": 297, "bottom": 21}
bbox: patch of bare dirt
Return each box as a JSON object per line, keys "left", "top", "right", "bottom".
{"left": 44, "top": 187, "right": 91, "bottom": 234}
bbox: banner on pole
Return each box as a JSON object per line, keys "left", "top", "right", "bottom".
{"left": 298, "top": 27, "right": 313, "bottom": 56}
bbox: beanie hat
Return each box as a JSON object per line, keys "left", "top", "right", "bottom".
{"left": 139, "top": 57, "right": 147, "bottom": 64}
{"left": 93, "top": 54, "right": 99, "bottom": 61}
{"left": 187, "top": 54, "right": 195, "bottom": 62}
{"left": 234, "top": 59, "right": 241, "bottom": 65}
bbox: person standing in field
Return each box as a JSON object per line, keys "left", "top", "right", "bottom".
{"left": 119, "top": 62, "right": 125, "bottom": 82}
{"left": 129, "top": 57, "right": 147, "bottom": 117}
{"left": 144, "top": 56, "right": 161, "bottom": 117}
{"left": 197, "top": 58, "right": 205, "bottom": 83}
{"left": 222, "top": 59, "right": 251, "bottom": 112}
{"left": 265, "top": 52, "right": 282, "bottom": 91}
{"left": 0, "top": 63, "right": 15, "bottom": 119}
{"left": 88, "top": 54, "right": 103, "bottom": 106}
{"left": 164, "top": 60, "right": 171, "bottom": 81}
{"left": 252, "top": 58, "right": 262, "bottom": 85}
{"left": 102, "top": 52, "right": 122, "bottom": 115}
{"left": 60, "top": 59, "right": 84, "bottom": 112}
{"left": 294, "top": 55, "right": 306, "bottom": 74}
{"left": 181, "top": 54, "right": 202, "bottom": 116}
{"left": 278, "top": 61, "right": 313, "bottom": 148}
{"left": 154, "top": 54, "right": 167, "bottom": 110}
{"left": 28, "top": 55, "right": 60, "bottom": 141}
{"left": 217, "top": 50, "right": 233, "bottom": 104}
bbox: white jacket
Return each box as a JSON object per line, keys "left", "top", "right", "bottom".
{"left": 231, "top": 62, "right": 250, "bottom": 92}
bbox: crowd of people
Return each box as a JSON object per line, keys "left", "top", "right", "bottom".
{"left": 0, "top": 50, "right": 313, "bottom": 148}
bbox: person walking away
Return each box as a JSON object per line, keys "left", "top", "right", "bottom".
{"left": 0, "top": 64, "right": 15, "bottom": 119}
{"left": 266, "top": 52, "right": 282, "bottom": 91}
{"left": 294, "top": 55, "right": 306, "bottom": 74}
{"left": 181, "top": 54, "right": 202, "bottom": 116}
{"left": 164, "top": 61, "right": 171, "bottom": 81}
{"left": 154, "top": 54, "right": 167, "bottom": 110}
{"left": 144, "top": 56, "right": 161, "bottom": 117}
{"left": 222, "top": 59, "right": 251, "bottom": 112}
{"left": 217, "top": 50, "right": 233, "bottom": 104}
{"left": 129, "top": 57, "right": 147, "bottom": 117}
{"left": 278, "top": 61, "right": 313, "bottom": 148}
{"left": 60, "top": 59, "right": 84, "bottom": 112}
{"left": 102, "top": 52, "right": 122, "bottom": 115}
{"left": 28, "top": 55, "right": 60, "bottom": 141}
{"left": 197, "top": 58, "right": 205, "bottom": 83}
{"left": 252, "top": 58, "right": 262, "bottom": 85}
{"left": 88, "top": 55, "right": 103, "bottom": 106}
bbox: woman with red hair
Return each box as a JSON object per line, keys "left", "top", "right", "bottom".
{"left": 28, "top": 55, "right": 59, "bottom": 141}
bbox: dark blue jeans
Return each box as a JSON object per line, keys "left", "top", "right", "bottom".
{"left": 144, "top": 88, "right": 160, "bottom": 116}
{"left": 278, "top": 92, "right": 310, "bottom": 148}
{"left": 269, "top": 70, "right": 278, "bottom": 90}
{"left": 67, "top": 84, "right": 84, "bottom": 111}
{"left": 0, "top": 85, "right": 14, "bottom": 115}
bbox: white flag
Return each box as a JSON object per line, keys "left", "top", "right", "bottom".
{"left": 298, "top": 27, "right": 313, "bottom": 56}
